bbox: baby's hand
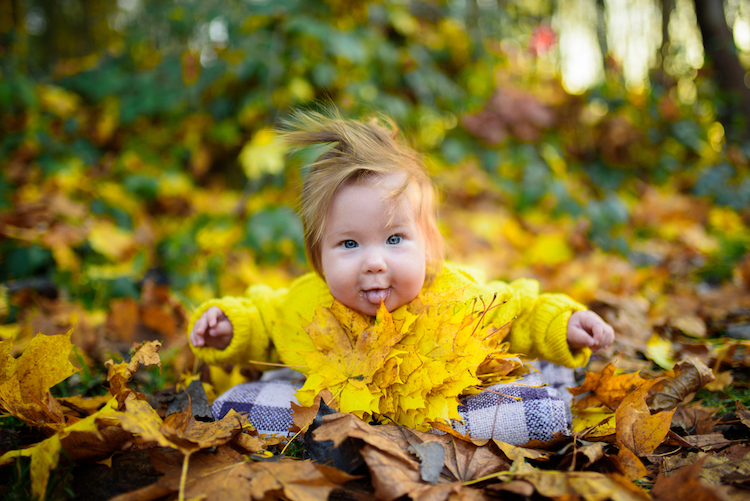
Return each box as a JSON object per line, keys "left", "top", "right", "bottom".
{"left": 189, "top": 306, "right": 234, "bottom": 350}
{"left": 566, "top": 310, "right": 614, "bottom": 352}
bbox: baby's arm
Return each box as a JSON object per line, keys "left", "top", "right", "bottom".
{"left": 189, "top": 306, "right": 234, "bottom": 349}
{"left": 566, "top": 310, "right": 614, "bottom": 352}
{"left": 187, "top": 283, "right": 288, "bottom": 367}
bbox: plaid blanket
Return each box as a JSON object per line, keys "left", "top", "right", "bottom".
{"left": 211, "top": 361, "right": 576, "bottom": 445}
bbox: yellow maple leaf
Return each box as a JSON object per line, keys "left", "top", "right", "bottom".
{"left": 0, "top": 331, "right": 79, "bottom": 431}
{"left": 297, "top": 301, "right": 407, "bottom": 418}
{"left": 571, "top": 406, "right": 616, "bottom": 437}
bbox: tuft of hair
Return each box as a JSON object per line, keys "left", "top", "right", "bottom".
{"left": 280, "top": 108, "right": 444, "bottom": 284}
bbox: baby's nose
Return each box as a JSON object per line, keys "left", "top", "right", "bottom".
{"left": 363, "top": 249, "right": 387, "bottom": 273}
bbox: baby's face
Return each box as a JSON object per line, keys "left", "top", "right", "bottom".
{"left": 320, "top": 175, "right": 427, "bottom": 316}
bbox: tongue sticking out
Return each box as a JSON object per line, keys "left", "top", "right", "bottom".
{"left": 363, "top": 288, "right": 390, "bottom": 305}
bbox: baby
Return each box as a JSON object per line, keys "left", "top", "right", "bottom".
{"left": 188, "top": 110, "right": 614, "bottom": 442}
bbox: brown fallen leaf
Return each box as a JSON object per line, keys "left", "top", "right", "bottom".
{"left": 570, "top": 363, "right": 649, "bottom": 410}
{"left": 113, "top": 394, "right": 251, "bottom": 499}
{"left": 60, "top": 425, "right": 132, "bottom": 463}
{"left": 114, "top": 395, "right": 251, "bottom": 455}
{"left": 289, "top": 388, "right": 334, "bottom": 433}
{"left": 112, "top": 446, "right": 252, "bottom": 501}
{"left": 440, "top": 434, "right": 509, "bottom": 482}
{"left": 671, "top": 402, "right": 720, "bottom": 435}
{"left": 313, "top": 412, "right": 414, "bottom": 464}
{"left": 233, "top": 431, "right": 269, "bottom": 453}
{"left": 126, "top": 340, "right": 162, "bottom": 374}
{"left": 617, "top": 444, "right": 649, "bottom": 481}
{"left": 616, "top": 379, "right": 676, "bottom": 457}
{"left": 120, "top": 445, "right": 363, "bottom": 501}
{"left": 492, "top": 440, "right": 553, "bottom": 463}
{"left": 736, "top": 401, "right": 750, "bottom": 430}
{"left": 648, "top": 357, "right": 716, "bottom": 413}
{"left": 699, "top": 450, "right": 750, "bottom": 485}
{"left": 397, "top": 426, "right": 508, "bottom": 483}
{"left": 105, "top": 340, "right": 162, "bottom": 404}
{"left": 663, "top": 433, "right": 739, "bottom": 452}
{"left": 360, "top": 444, "right": 462, "bottom": 501}
{"left": 651, "top": 456, "right": 725, "bottom": 501}
{"left": 494, "top": 462, "right": 650, "bottom": 501}
{"left": 248, "top": 461, "right": 361, "bottom": 501}
{"left": 558, "top": 441, "right": 608, "bottom": 471}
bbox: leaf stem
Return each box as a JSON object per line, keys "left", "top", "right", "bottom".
{"left": 179, "top": 451, "right": 192, "bottom": 501}
{"left": 280, "top": 428, "right": 305, "bottom": 456}
{"left": 463, "top": 470, "right": 512, "bottom": 486}
{"left": 246, "top": 360, "right": 306, "bottom": 368}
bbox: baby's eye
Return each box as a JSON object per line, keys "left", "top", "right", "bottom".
{"left": 342, "top": 240, "right": 358, "bottom": 249}
{"left": 387, "top": 235, "right": 402, "bottom": 245}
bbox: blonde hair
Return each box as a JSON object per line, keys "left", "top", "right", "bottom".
{"left": 281, "top": 109, "right": 444, "bottom": 284}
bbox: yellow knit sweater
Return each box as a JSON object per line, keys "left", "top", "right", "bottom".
{"left": 188, "top": 262, "right": 590, "bottom": 371}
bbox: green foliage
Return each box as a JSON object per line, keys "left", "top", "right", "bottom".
{"left": 1, "top": 0, "right": 749, "bottom": 314}
{"left": 697, "top": 383, "right": 750, "bottom": 415}
{"left": 0, "top": 456, "right": 75, "bottom": 501}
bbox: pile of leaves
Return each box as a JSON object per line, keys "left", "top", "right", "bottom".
{"left": 298, "top": 294, "right": 522, "bottom": 430}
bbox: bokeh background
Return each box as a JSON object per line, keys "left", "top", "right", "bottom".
{"left": 1, "top": 0, "right": 750, "bottom": 387}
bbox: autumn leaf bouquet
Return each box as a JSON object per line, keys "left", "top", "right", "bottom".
{"left": 296, "top": 291, "right": 527, "bottom": 431}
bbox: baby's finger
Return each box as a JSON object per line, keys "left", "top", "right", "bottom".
{"left": 209, "top": 319, "right": 232, "bottom": 338}
{"left": 189, "top": 326, "right": 204, "bottom": 347}
{"left": 205, "top": 307, "right": 219, "bottom": 328}
{"left": 603, "top": 325, "right": 615, "bottom": 348}
{"left": 195, "top": 316, "right": 208, "bottom": 335}
{"left": 591, "top": 323, "right": 604, "bottom": 347}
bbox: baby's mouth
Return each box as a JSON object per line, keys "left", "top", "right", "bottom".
{"left": 362, "top": 288, "right": 391, "bottom": 305}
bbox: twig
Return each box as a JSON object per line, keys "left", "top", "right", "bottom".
{"left": 473, "top": 386, "right": 522, "bottom": 400}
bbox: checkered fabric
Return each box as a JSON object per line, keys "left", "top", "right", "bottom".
{"left": 211, "top": 380, "right": 302, "bottom": 436}
{"left": 211, "top": 361, "right": 576, "bottom": 444}
{"left": 451, "top": 368, "right": 571, "bottom": 444}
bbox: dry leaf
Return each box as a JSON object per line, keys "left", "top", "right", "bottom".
{"left": 616, "top": 380, "right": 676, "bottom": 456}
{"left": 0, "top": 330, "right": 79, "bottom": 431}
{"left": 504, "top": 462, "right": 650, "bottom": 501}
{"left": 114, "top": 395, "right": 250, "bottom": 455}
{"left": 493, "top": 441, "right": 553, "bottom": 463}
{"left": 617, "top": 445, "right": 649, "bottom": 481}
{"left": 570, "top": 363, "right": 648, "bottom": 410}
{"left": 651, "top": 456, "right": 725, "bottom": 501}
{"left": 649, "top": 358, "right": 716, "bottom": 413}
{"left": 289, "top": 388, "right": 334, "bottom": 433}
{"left": 737, "top": 401, "right": 750, "bottom": 430}
{"left": 105, "top": 340, "right": 162, "bottom": 402}
{"left": 127, "top": 340, "right": 162, "bottom": 374}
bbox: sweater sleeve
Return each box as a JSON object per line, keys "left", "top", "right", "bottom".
{"left": 187, "top": 283, "right": 287, "bottom": 367}
{"left": 482, "top": 278, "right": 591, "bottom": 369}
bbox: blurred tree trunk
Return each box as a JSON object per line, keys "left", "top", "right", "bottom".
{"left": 655, "top": 0, "right": 676, "bottom": 89}
{"left": 693, "top": 0, "right": 750, "bottom": 141}
{"left": 595, "top": 0, "right": 608, "bottom": 65}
